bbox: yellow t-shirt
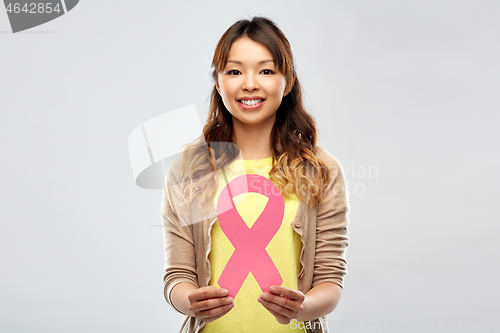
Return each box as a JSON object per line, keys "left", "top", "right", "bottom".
{"left": 201, "top": 157, "right": 303, "bottom": 332}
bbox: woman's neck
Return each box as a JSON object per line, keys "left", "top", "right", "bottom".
{"left": 231, "top": 117, "right": 274, "bottom": 160}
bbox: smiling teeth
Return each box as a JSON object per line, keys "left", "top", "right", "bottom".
{"left": 240, "top": 99, "right": 263, "bottom": 106}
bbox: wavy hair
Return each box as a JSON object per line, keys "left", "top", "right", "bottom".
{"left": 178, "top": 16, "right": 332, "bottom": 210}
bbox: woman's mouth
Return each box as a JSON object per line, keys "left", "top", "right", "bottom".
{"left": 237, "top": 99, "right": 265, "bottom": 109}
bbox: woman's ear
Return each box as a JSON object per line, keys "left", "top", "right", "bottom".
{"left": 283, "top": 84, "right": 292, "bottom": 97}
{"left": 215, "top": 81, "right": 221, "bottom": 95}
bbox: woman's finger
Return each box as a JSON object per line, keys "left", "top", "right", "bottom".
{"left": 261, "top": 305, "right": 291, "bottom": 325}
{"left": 269, "top": 285, "right": 305, "bottom": 302}
{"left": 189, "top": 296, "right": 234, "bottom": 312}
{"left": 195, "top": 303, "right": 235, "bottom": 322}
{"left": 259, "top": 292, "right": 303, "bottom": 313}
{"left": 188, "top": 286, "right": 228, "bottom": 303}
{"left": 258, "top": 295, "right": 299, "bottom": 319}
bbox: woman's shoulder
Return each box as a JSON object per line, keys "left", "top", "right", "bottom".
{"left": 166, "top": 141, "right": 240, "bottom": 183}
{"left": 316, "top": 146, "right": 344, "bottom": 168}
{"left": 315, "top": 146, "right": 348, "bottom": 182}
{"left": 166, "top": 142, "right": 208, "bottom": 182}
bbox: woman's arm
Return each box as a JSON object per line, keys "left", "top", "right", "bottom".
{"left": 162, "top": 160, "right": 235, "bottom": 322}
{"left": 170, "top": 282, "right": 199, "bottom": 316}
{"left": 161, "top": 173, "right": 199, "bottom": 312}
{"left": 312, "top": 149, "right": 350, "bottom": 289}
{"left": 258, "top": 149, "right": 350, "bottom": 324}
{"left": 298, "top": 282, "right": 342, "bottom": 320}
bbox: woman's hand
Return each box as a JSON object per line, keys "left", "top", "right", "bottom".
{"left": 187, "top": 286, "right": 235, "bottom": 323}
{"left": 257, "top": 285, "right": 305, "bottom": 324}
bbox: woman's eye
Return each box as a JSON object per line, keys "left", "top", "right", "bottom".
{"left": 261, "top": 69, "right": 274, "bottom": 75}
{"left": 227, "top": 70, "right": 240, "bottom": 75}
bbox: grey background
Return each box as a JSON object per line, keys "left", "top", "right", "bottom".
{"left": 1, "top": 0, "right": 498, "bottom": 332}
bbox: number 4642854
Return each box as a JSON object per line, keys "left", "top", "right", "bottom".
{"left": 6, "top": 3, "right": 62, "bottom": 14}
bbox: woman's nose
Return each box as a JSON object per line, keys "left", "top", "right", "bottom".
{"left": 242, "top": 74, "right": 259, "bottom": 91}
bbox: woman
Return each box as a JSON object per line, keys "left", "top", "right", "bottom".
{"left": 162, "top": 16, "right": 350, "bottom": 333}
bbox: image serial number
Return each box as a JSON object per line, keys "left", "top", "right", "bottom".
{"left": 6, "top": 3, "right": 63, "bottom": 14}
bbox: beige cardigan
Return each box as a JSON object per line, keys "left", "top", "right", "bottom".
{"left": 161, "top": 147, "right": 350, "bottom": 333}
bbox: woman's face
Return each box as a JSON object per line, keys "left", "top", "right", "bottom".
{"left": 216, "top": 36, "right": 290, "bottom": 129}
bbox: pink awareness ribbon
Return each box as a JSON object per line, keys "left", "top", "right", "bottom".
{"left": 216, "top": 174, "right": 284, "bottom": 299}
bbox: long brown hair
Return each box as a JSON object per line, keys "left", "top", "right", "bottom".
{"left": 179, "top": 17, "right": 331, "bottom": 209}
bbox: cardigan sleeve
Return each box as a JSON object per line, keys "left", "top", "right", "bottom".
{"left": 161, "top": 160, "right": 199, "bottom": 313}
{"left": 312, "top": 148, "right": 350, "bottom": 289}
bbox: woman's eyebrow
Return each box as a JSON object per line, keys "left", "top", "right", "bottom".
{"left": 227, "top": 59, "right": 274, "bottom": 65}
